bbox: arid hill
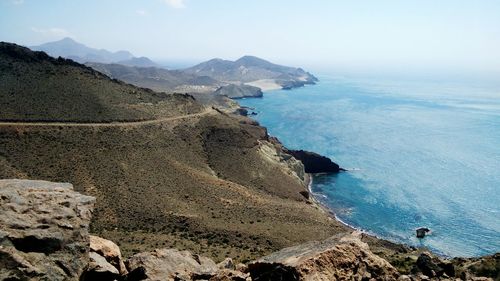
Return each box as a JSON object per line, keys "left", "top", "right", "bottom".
{"left": 0, "top": 42, "right": 348, "bottom": 262}
{"left": 0, "top": 42, "right": 202, "bottom": 122}
{"left": 183, "top": 55, "right": 318, "bottom": 90}
{"left": 86, "top": 62, "right": 223, "bottom": 94}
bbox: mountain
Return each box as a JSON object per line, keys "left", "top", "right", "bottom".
{"left": 117, "top": 56, "right": 158, "bottom": 68}
{"left": 0, "top": 42, "right": 347, "bottom": 261}
{"left": 86, "top": 62, "right": 222, "bottom": 94}
{"left": 184, "top": 55, "right": 318, "bottom": 90}
{"left": 0, "top": 42, "right": 200, "bottom": 122}
{"left": 31, "top": 37, "right": 157, "bottom": 67}
{"left": 213, "top": 84, "right": 263, "bottom": 99}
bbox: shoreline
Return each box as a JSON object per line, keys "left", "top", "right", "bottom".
{"left": 306, "top": 173, "right": 367, "bottom": 234}
{"left": 265, "top": 121, "right": 494, "bottom": 261}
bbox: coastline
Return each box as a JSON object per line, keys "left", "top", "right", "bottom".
{"left": 305, "top": 172, "right": 374, "bottom": 236}
{"left": 242, "top": 88, "right": 498, "bottom": 262}
{"left": 305, "top": 172, "right": 394, "bottom": 242}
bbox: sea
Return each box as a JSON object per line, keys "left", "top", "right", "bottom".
{"left": 238, "top": 72, "right": 500, "bottom": 257}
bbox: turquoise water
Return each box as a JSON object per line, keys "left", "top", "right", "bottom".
{"left": 239, "top": 74, "right": 500, "bottom": 257}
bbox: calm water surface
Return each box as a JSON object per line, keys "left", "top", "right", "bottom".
{"left": 239, "top": 74, "right": 500, "bottom": 257}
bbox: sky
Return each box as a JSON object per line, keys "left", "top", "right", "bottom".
{"left": 1, "top": 0, "right": 500, "bottom": 75}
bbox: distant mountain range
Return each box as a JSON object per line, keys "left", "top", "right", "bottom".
{"left": 31, "top": 37, "right": 158, "bottom": 67}
{"left": 184, "top": 55, "right": 318, "bottom": 90}
{"left": 87, "top": 62, "right": 223, "bottom": 94}
{"left": 30, "top": 38, "right": 318, "bottom": 95}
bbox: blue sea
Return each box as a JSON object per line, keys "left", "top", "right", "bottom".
{"left": 239, "top": 73, "right": 500, "bottom": 257}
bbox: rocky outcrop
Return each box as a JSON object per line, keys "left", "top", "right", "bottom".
{"left": 82, "top": 235, "right": 128, "bottom": 280}
{"left": 0, "top": 179, "right": 95, "bottom": 281}
{"left": 125, "top": 248, "right": 219, "bottom": 281}
{"left": 214, "top": 84, "right": 263, "bottom": 99}
{"left": 413, "top": 252, "right": 455, "bottom": 278}
{"left": 247, "top": 232, "right": 399, "bottom": 281}
{"left": 89, "top": 235, "right": 127, "bottom": 275}
{"left": 85, "top": 252, "right": 121, "bottom": 281}
{"left": 284, "top": 149, "right": 343, "bottom": 173}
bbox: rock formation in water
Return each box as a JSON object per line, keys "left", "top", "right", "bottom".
{"left": 284, "top": 149, "right": 343, "bottom": 173}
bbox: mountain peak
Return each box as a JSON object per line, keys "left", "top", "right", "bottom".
{"left": 235, "top": 55, "right": 270, "bottom": 66}
{"left": 59, "top": 37, "right": 77, "bottom": 43}
{"left": 30, "top": 38, "right": 154, "bottom": 66}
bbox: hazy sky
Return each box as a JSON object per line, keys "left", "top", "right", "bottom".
{"left": 1, "top": 0, "right": 500, "bottom": 73}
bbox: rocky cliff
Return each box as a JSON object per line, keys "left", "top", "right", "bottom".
{"left": 284, "top": 149, "right": 344, "bottom": 173}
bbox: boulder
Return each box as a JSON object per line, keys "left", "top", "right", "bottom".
{"left": 414, "top": 252, "right": 455, "bottom": 278}
{"left": 0, "top": 179, "right": 95, "bottom": 281}
{"left": 90, "top": 234, "right": 128, "bottom": 275}
{"left": 416, "top": 228, "right": 430, "bottom": 239}
{"left": 125, "top": 248, "right": 218, "bottom": 281}
{"left": 83, "top": 251, "right": 120, "bottom": 281}
{"left": 248, "top": 232, "right": 399, "bottom": 281}
{"left": 284, "top": 149, "right": 343, "bottom": 173}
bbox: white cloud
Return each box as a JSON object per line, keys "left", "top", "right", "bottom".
{"left": 163, "top": 0, "right": 185, "bottom": 9}
{"left": 12, "top": 0, "right": 24, "bottom": 5}
{"left": 31, "top": 27, "right": 72, "bottom": 38}
{"left": 136, "top": 9, "right": 148, "bottom": 16}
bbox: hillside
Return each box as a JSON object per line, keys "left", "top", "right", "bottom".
{"left": 184, "top": 55, "right": 318, "bottom": 90}
{"left": 87, "top": 62, "right": 222, "bottom": 94}
{"left": 0, "top": 42, "right": 202, "bottom": 122}
{"left": 31, "top": 37, "right": 157, "bottom": 67}
{"left": 0, "top": 42, "right": 348, "bottom": 262}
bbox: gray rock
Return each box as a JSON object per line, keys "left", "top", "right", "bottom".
{"left": 416, "top": 228, "right": 430, "bottom": 238}
{"left": 83, "top": 252, "right": 120, "bottom": 281}
{"left": 90, "top": 235, "right": 128, "bottom": 275}
{"left": 248, "top": 232, "right": 399, "bottom": 281}
{"left": 0, "top": 179, "right": 95, "bottom": 281}
{"left": 125, "top": 248, "right": 218, "bottom": 281}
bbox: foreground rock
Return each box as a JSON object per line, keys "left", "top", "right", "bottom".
{"left": 248, "top": 232, "right": 399, "bottom": 281}
{"left": 125, "top": 248, "right": 218, "bottom": 280}
{"left": 83, "top": 235, "right": 128, "bottom": 280}
{"left": 0, "top": 179, "right": 95, "bottom": 281}
{"left": 285, "top": 149, "right": 343, "bottom": 173}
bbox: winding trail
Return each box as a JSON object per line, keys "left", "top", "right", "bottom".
{"left": 0, "top": 109, "right": 214, "bottom": 128}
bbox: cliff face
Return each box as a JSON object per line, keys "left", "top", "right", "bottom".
{"left": 284, "top": 149, "right": 343, "bottom": 173}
